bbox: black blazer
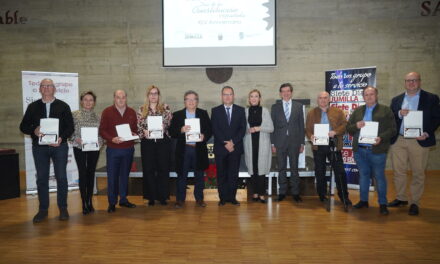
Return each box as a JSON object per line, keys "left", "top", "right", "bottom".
{"left": 20, "top": 99, "right": 74, "bottom": 146}
{"left": 169, "top": 108, "right": 212, "bottom": 172}
{"left": 211, "top": 104, "right": 246, "bottom": 155}
{"left": 390, "top": 89, "right": 440, "bottom": 147}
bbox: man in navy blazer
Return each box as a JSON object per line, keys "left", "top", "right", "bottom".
{"left": 211, "top": 86, "right": 246, "bottom": 206}
{"left": 388, "top": 72, "right": 440, "bottom": 215}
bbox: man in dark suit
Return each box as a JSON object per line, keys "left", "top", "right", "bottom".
{"left": 271, "top": 83, "right": 305, "bottom": 202}
{"left": 169, "top": 90, "right": 212, "bottom": 208}
{"left": 211, "top": 86, "right": 246, "bottom": 206}
{"left": 388, "top": 72, "right": 440, "bottom": 216}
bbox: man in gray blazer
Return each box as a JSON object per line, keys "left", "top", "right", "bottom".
{"left": 271, "top": 83, "right": 305, "bottom": 202}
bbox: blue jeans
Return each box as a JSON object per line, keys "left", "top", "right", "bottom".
{"left": 32, "top": 143, "right": 69, "bottom": 211}
{"left": 176, "top": 145, "right": 204, "bottom": 202}
{"left": 354, "top": 147, "right": 388, "bottom": 205}
{"left": 106, "top": 147, "right": 134, "bottom": 205}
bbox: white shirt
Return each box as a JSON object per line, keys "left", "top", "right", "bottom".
{"left": 42, "top": 98, "right": 55, "bottom": 118}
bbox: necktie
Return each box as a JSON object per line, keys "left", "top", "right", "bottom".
{"left": 284, "top": 102, "right": 290, "bottom": 121}
{"left": 226, "top": 107, "right": 231, "bottom": 125}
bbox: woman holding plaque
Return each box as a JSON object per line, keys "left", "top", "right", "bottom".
{"left": 137, "top": 85, "right": 173, "bottom": 206}
{"left": 243, "top": 89, "right": 274, "bottom": 203}
{"left": 71, "top": 91, "right": 103, "bottom": 215}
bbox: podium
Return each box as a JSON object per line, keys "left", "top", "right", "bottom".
{"left": 0, "top": 149, "right": 20, "bottom": 200}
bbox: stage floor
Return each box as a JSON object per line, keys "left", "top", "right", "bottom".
{"left": 1, "top": 173, "right": 439, "bottom": 264}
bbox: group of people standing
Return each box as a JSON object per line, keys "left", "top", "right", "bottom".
{"left": 20, "top": 71, "right": 439, "bottom": 223}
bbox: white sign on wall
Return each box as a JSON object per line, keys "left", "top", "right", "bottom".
{"left": 21, "top": 71, "right": 79, "bottom": 194}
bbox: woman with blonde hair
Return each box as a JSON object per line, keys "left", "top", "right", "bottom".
{"left": 243, "top": 89, "right": 274, "bottom": 203}
{"left": 137, "top": 85, "right": 173, "bottom": 206}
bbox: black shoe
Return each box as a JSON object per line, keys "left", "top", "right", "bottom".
{"left": 148, "top": 200, "right": 155, "bottom": 206}
{"left": 196, "top": 200, "right": 207, "bottom": 207}
{"left": 353, "top": 201, "right": 369, "bottom": 209}
{"left": 388, "top": 199, "right": 408, "bottom": 207}
{"left": 319, "top": 195, "right": 328, "bottom": 202}
{"left": 33, "top": 210, "right": 48, "bottom": 223}
{"left": 260, "top": 198, "right": 267, "bottom": 204}
{"left": 380, "top": 205, "right": 389, "bottom": 215}
{"left": 119, "top": 201, "right": 136, "bottom": 208}
{"left": 82, "top": 201, "right": 90, "bottom": 215}
{"left": 408, "top": 204, "right": 419, "bottom": 216}
{"left": 252, "top": 197, "right": 260, "bottom": 202}
{"left": 87, "top": 198, "right": 95, "bottom": 213}
{"left": 159, "top": 200, "right": 168, "bottom": 206}
{"left": 344, "top": 199, "right": 353, "bottom": 209}
{"left": 276, "top": 194, "right": 286, "bottom": 202}
{"left": 218, "top": 200, "right": 226, "bottom": 206}
{"left": 230, "top": 199, "right": 240, "bottom": 206}
{"left": 59, "top": 208, "right": 69, "bottom": 221}
{"left": 293, "top": 195, "right": 303, "bottom": 203}
{"left": 107, "top": 205, "right": 116, "bottom": 213}
{"left": 174, "top": 201, "right": 184, "bottom": 208}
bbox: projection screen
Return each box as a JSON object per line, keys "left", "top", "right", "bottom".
{"left": 163, "top": 0, "right": 276, "bottom": 67}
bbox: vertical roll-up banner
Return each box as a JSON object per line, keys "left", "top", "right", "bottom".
{"left": 22, "top": 71, "right": 79, "bottom": 194}
{"left": 325, "top": 67, "right": 376, "bottom": 189}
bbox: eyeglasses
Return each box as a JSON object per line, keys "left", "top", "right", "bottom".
{"left": 184, "top": 98, "right": 198, "bottom": 102}
{"left": 41, "top": 85, "right": 54, "bottom": 88}
{"left": 405, "top": 79, "right": 420, "bottom": 83}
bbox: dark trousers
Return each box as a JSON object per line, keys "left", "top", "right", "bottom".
{"left": 276, "top": 144, "right": 300, "bottom": 195}
{"left": 313, "top": 146, "right": 349, "bottom": 200}
{"left": 176, "top": 145, "right": 204, "bottom": 202}
{"left": 106, "top": 147, "right": 134, "bottom": 205}
{"left": 141, "top": 139, "right": 170, "bottom": 201}
{"left": 73, "top": 148, "right": 100, "bottom": 203}
{"left": 32, "top": 143, "right": 69, "bottom": 211}
{"left": 251, "top": 175, "right": 266, "bottom": 196}
{"left": 215, "top": 151, "right": 241, "bottom": 202}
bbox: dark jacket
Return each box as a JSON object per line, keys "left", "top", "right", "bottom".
{"left": 169, "top": 108, "right": 212, "bottom": 172}
{"left": 390, "top": 89, "right": 440, "bottom": 147}
{"left": 347, "top": 103, "right": 396, "bottom": 154}
{"left": 306, "top": 107, "right": 347, "bottom": 151}
{"left": 211, "top": 104, "right": 246, "bottom": 155}
{"left": 20, "top": 99, "right": 74, "bottom": 146}
{"left": 270, "top": 99, "right": 305, "bottom": 150}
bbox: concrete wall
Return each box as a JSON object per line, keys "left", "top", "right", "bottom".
{"left": 1, "top": 0, "right": 439, "bottom": 170}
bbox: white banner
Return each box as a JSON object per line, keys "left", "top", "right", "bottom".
{"left": 21, "top": 71, "right": 79, "bottom": 194}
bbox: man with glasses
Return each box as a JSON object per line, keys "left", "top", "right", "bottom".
{"left": 211, "top": 86, "right": 246, "bottom": 206}
{"left": 347, "top": 87, "right": 396, "bottom": 215}
{"left": 20, "top": 78, "right": 74, "bottom": 223}
{"left": 169, "top": 91, "right": 212, "bottom": 208}
{"left": 388, "top": 72, "right": 440, "bottom": 215}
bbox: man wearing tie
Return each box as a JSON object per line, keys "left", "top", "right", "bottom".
{"left": 211, "top": 86, "right": 246, "bottom": 206}
{"left": 271, "top": 83, "right": 305, "bottom": 202}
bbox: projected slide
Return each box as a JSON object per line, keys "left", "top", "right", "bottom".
{"left": 163, "top": 0, "right": 276, "bottom": 67}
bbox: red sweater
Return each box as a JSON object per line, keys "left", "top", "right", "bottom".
{"left": 99, "top": 105, "right": 137, "bottom": 149}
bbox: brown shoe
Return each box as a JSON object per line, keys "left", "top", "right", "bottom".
{"left": 196, "top": 200, "right": 207, "bottom": 207}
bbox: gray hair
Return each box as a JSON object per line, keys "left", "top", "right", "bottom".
{"left": 39, "top": 78, "right": 55, "bottom": 88}
{"left": 184, "top": 90, "right": 199, "bottom": 101}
